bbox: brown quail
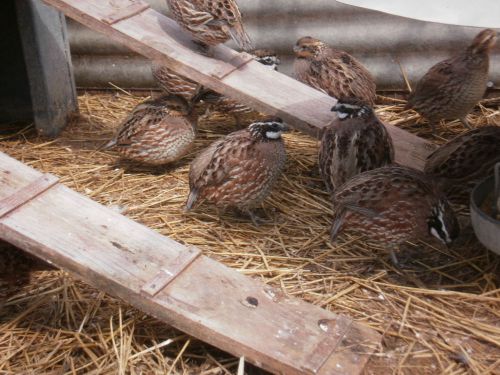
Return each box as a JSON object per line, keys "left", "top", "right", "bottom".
{"left": 186, "top": 117, "right": 288, "bottom": 224}
{"left": 166, "top": 0, "right": 253, "bottom": 51}
{"left": 319, "top": 98, "right": 394, "bottom": 193}
{"left": 293, "top": 36, "right": 376, "bottom": 105}
{"left": 425, "top": 125, "right": 500, "bottom": 204}
{"left": 406, "top": 29, "right": 498, "bottom": 132}
{"left": 331, "top": 166, "right": 460, "bottom": 264}
{"left": 151, "top": 60, "right": 202, "bottom": 102}
{"left": 197, "top": 49, "right": 281, "bottom": 125}
{"left": 103, "top": 95, "right": 197, "bottom": 166}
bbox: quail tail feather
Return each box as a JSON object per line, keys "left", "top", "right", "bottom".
{"left": 229, "top": 23, "right": 253, "bottom": 52}
{"left": 99, "top": 139, "right": 116, "bottom": 151}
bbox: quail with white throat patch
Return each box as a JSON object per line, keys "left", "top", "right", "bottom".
{"left": 319, "top": 98, "right": 394, "bottom": 193}
{"left": 293, "top": 36, "right": 376, "bottom": 105}
{"left": 186, "top": 117, "right": 288, "bottom": 224}
{"left": 406, "top": 29, "right": 498, "bottom": 133}
{"left": 166, "top": 0, "right": 253, "bottom": 52}
{"left": 331, "top": 166, "right": 460, "bottom": 265}
{"left": 102, "top": 95, "right": 197, "bottom": 166}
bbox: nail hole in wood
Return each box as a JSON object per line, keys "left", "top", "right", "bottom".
{"left": 242, "top": 296, "right": 259, "bottom": 308}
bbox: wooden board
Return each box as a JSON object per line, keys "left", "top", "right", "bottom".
{"left": 0, "top": 151, "right": 381, "bottom": 374}
{"left": 16, "top": 0, "right": 78, "bottom": 137}
{"left": 42, "top": 0, "right": 436, "bottom": 170}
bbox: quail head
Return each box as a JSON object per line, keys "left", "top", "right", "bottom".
{"left": 166, "top": 0, "right": 253, "bottom": 51}
{"left": 293, "top": 36, "right": 376, "bottom": 105}
{"left": 196, "top": 49, "right": 281, "bottom": 125}
{"left": 406, "top": 29, "right": 498, "bottom": 133}
{"left": 319, "top": 97, "right": 394, "bottom": 193}
{"left": 425, "top": 125, "right": 500, "bottom": 204}
{"left": 186, "top": 117, "right": 288, "bottom": 224}
{"left": 102, "top": 95, "right": 197, "bottom": 166}
{"left": 331, "top": 166, "right": 460, "bottom": 264}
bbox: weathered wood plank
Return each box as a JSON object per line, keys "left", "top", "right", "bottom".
{"left": 42, "top": 0, "right": 435, "bottom": 170}
{"left": 0, "top": 152, "right": 381, "bottom": 375}
{"left": 16, "top": 0, "right": 78, "bottom": 137}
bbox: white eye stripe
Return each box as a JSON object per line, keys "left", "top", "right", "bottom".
{"left": 337, "top": 112, "right": 349, "bottom": 119}
{"left": 430, "top": 227, "right": 441, "bottom": 242}
{"left": 437, "top": 206, "right": 451, "bottom": 243}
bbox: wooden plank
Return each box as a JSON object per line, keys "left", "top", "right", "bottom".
{"left": 16, "top": 0, "right": 78, "bottom": 137}
{"left": 0, "top": 173, "right": 59, "bottom": 218}
{"left": 0, "top": 152, "right": 381, "bottom": 374}
{"left": 42, "top": 0, "right": 435, "bottom": 170}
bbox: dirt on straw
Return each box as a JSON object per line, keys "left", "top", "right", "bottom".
{"left": 0, "top": 91, "right": 499, "bottom": 374}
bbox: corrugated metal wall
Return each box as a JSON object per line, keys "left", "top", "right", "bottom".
{"left": 68, "top": 0, "right": 500, "bottom": 90}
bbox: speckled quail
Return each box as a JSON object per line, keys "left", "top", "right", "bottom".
{"left": 197, "top": 49, "right": 281, "bottom": 125}
{"left": 103, "top": 95, "right": 197, "bottom": 166}
{"left": 425, "top": 125, "right": 500, "bottom": 204}
{"left": 293, "top": 36, "right": 376, "bottom": 105}
{"left": 166, "top": 0, "right": 253, "bottom": 51}
{"left": 186, "top": 117, "right": 288, "bottom": 223}
{"left": 151, "top": 61, "right": 203, "bottom": 102}
{"left": 406, "top": 29, "right": 498, "bottom": 132}
{"left": 319, "top": 98, "right": 394, "bottom": 193}
{"left": 331, "top": 166, "right": 460, "bottom": 263}
{"left": 151, "top": 49, "right": 280, "bottom": 122}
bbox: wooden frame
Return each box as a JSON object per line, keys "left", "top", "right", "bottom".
{"left": 0, "top": 152, "right": 381, "bottom": 374}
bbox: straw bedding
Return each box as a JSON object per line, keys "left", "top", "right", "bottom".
{"left": 0, "top": 91, "right": 499, "bottom": 374}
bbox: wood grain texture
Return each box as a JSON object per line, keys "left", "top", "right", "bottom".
{"left": 0, "top": 152, "right": 380, "bottom": 375}
{"left": 16, "top": 0, "right": 78, "bottom": 137}
{"left": 42, "top": 0, "right": 435, "bottom": 170}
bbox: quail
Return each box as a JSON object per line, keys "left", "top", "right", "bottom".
{"left": 103, "top": 95, "right": 197, "bottom": 166}
{"left": 319, "top": 97, "right": 394, "bottom": 193}
{"left": 425, "top": 125, "right": 500, "bottom": 203}
{"left": 197, "top": 49, "right": 281, "bottom": 125}
{"left": 293, "top": 36, "right": 376, "bottom": 105}
{"left": 186, "top": 117, "right": 288, "bottom": 224}
{"left": 406, "top": 29, "right": 498, "bottom": 133}
{"left": 166, "top": 0, "right": 253, "bottom": 52}
{"left": 331, "top": 166, "right": 460, "bottom": 264}
{"left": 151, "top": 60, "right": 203, "bottom": 102}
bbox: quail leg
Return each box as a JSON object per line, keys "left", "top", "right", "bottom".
{"left": 429, "top": 121, "right": 438, "bottom": 134}
{"left": 460, "top": 117, "right": 473, "bottom": 130}
{"left": 239, "top": 209, "right": 269, "bottom": 226}
{"left": 390, "top": 249, "right": 400, "bottom": 267}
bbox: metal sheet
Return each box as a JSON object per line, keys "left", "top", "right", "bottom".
{"left": 336, "top": 0, "right": 500, "bottom": 28}
{"left": 67, "top": 0, "right": 500, "bottom": 90}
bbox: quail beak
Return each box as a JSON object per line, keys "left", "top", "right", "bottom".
{"left": 280, "top": 123, "right": 290, "bottom": 132}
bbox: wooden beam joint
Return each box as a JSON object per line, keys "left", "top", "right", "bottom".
{"left": 102, "top": 0, "right": 150, "bottom": 25}
{"left": 141, "top": 246, "right": 202, "bottom": 297}
{"left": 212, "top": 52, "right": 255, "bottom": 80}
{"left": 0, "top": 173, "right": 59, "bottom": 218}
